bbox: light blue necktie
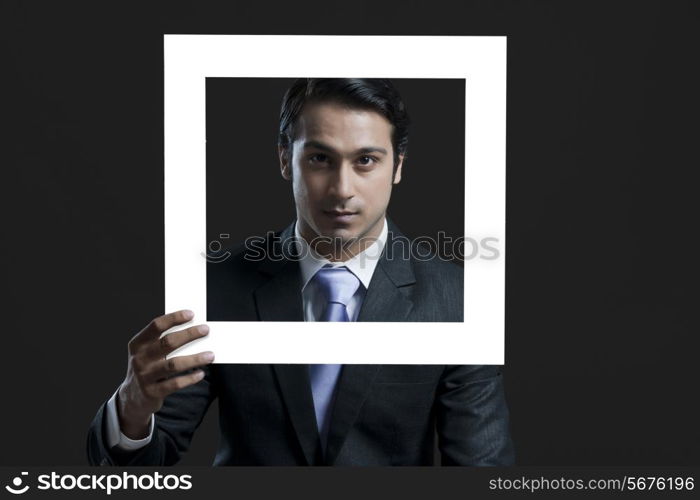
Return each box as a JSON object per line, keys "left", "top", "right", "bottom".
{"left": 308, "top": 265, "right": 361, "bottom": 452}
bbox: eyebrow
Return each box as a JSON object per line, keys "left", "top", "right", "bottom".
{"left": 301, "top": 140, "right": 388, "bottom": 156}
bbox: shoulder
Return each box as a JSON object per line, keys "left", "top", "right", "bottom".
{"left": 206, "top": 226, "right": 293, "bottom": 290}
{"left": 410, "top": 254, "right": 464, "bottom": 310}
{"left": 409, "top": 258, "right": 463, "bottom": 321}
{"left": 382, "top": 236, "right": 463, "bottom": 321}
{"left": 405, "top": 238, "right": 464, "bottom": 291}
{"left": 206, "top": 227, "right": 293, "bottom": 321}
{"left": 412, "top": 253, "right": 463, "bottom": 284}
{"left": 384, "top": 219, "right": 463, "bottom": 287}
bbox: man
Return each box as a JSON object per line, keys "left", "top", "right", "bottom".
{"left": 87, "top": 78, "right": 514, "bottom": 465}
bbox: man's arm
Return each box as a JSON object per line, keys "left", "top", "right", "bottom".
{"left": 86, "top": 310, "right": 216, "bottom": 466}
{"left": 87, "top": 365, "right": 215, "bottom": 466}
{"left": 435, "top": 364, "right": 515, "bottom": 466}
{"left": 104, "top": 387, "right": 154, "bottom": 450}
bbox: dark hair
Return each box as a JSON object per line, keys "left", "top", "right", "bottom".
{"left": 278, "top": 78, "right": 409, "bottom": 172}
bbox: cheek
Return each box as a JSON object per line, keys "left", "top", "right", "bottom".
{"left": 363, "top": 176, "right": 392, "bottom": 206}
{"left": 293, "top": 170, "right": 321, "bottom": 205}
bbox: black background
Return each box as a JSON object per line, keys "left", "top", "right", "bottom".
{"left": 3, "top": 0, "right": 699, "bottom": 466}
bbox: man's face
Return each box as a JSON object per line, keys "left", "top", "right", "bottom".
{"left": 279, "top": 101, "right": 403, "bottom": 259}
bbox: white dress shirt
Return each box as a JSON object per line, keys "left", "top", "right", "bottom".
{"left": 105, "top": 218, "right": 388, "bottom": 450}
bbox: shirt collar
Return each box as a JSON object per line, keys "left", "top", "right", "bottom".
{"left": 294, "top": 217, "right": 388, "bottom": 291}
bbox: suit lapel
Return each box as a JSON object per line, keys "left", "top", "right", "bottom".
{"left": 356, "top": 216, "right": 416, "bottom": 321}
{"left": 355, "top": 264, "right": 414, "bottom": 321}
{"left": 271, "top": 365, "right": 322, "bottom": 465}
{"left": 324, "top": 365, "right": 381, "bottom": 464}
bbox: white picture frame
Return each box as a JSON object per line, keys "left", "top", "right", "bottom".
{"left": 164, "top": 35, "right": 506, "bottom": 364}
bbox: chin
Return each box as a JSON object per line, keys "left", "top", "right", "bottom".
{"left": 320, "top": 227, "right": 357, "bottom": 240}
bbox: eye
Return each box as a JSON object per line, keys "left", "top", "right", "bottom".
{"left": 309, "top": 153, "right": 329, "bottom": 163}
{"left": 357, "top": 155, "right": 378, "bottom": 166}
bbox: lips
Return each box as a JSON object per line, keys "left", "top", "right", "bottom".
{"left": 325, "top": 210, "right": 357, "bottom": 216}
{"left": 323, "top": 210, "right": 358, "bottom": 222}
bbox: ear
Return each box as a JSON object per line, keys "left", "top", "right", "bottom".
{"left": 392, "top": 154, "right": 404, "bottom": 184}
{"left": 278, "top": 145, "right": 292, "bottom": 181}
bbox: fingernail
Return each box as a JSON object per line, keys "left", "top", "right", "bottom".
{"left": 203, "top": 351, "right": 215, "bottom": 362}
{"left": 198, "top": 324, "right": 209, "bottom": 334}
{"left": 183, "top": 310, "right": 194, "bottom": 320}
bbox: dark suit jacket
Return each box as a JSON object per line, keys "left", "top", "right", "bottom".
{"left": 87, "top": 218, "right": 514, "bottom": 465}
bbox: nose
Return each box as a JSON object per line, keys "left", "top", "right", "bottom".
{"left": 329, "top": 162, "right": 355, "bottom": 200}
